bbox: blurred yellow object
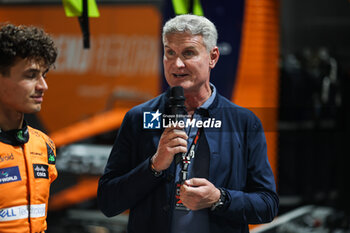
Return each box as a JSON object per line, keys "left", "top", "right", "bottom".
{"left": 62, "top": 0, "right": 100, "bottom": 17}
{"left": 172, "top": 0, "right": 203, "bottom": 15}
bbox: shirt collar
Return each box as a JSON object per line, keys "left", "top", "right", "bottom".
{"left": 0, "top": 121, "right": 29, "bottom": 146}
{"left": 198, "top": 83, "right": 217, "bottom": 110}
{"left": 163, "top": 84, "right": 218, "bottom": 116}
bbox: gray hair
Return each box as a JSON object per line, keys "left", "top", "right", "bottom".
{"left": 162, "top": 14, "right": 218, "bottom": 52}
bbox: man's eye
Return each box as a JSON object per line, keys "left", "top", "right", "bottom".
{"left": 25, "top": 73, "right": 37, "bottom": 79}
{"left": 183, "top": 50, "right": 195, "bottom": 57}
{"left": 167, "top": 50, "right": 175, "bottom": 56}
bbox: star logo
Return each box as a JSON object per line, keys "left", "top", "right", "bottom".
{"left": 143, "top": 110, "right": 162, "bottom": 129}
{"left": 151, "top": 110, "right": 162, "bottom": 122}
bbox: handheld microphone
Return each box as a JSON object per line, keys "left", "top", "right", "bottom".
{"left": 169, "top": 86, "right": 186, "bottom": 166}
{"left": 169, "top": 86, "right": 186, "bottom": 120}
{"left": 169, "top": 86, "right": 189, "bottom": 182}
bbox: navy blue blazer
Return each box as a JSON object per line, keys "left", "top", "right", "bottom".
{"left": 98, "top": 90, "right": 279, "bottom": 233}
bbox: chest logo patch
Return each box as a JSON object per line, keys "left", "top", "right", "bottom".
{"left": 0, "top": 153, "right": 14, "bottom": 163}
{"left": 0, "top": 166, "right": 22, "bottom": 184}
{"left": 33, "top": 164, "right": 49, "bottom": 179}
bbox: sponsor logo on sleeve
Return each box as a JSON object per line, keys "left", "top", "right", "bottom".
{"left": 46, "top": 143, "right": 56, "bottom": 164}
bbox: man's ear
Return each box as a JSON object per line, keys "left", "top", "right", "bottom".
{"left": 209, "top": 47, "right": 220, "bottom": 68}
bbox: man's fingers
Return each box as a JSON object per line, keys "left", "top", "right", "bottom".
{"left": 162, "top": 127, "right": 188, "bottom": 140}
{"left": 171, "top": 146, "right": 188, "bottom": 155}
{"left": 167, "top": 137, "right": 187, "bottom": 148}
{"left": 184, "top": 178, "right": 208, "bottom": 187}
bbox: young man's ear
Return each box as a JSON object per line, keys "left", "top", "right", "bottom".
{"left": 209, "top": 47, "right": 220, "bottom": 68}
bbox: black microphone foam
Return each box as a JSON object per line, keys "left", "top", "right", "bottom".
{"left": 169, "top": 86, "right": 187, "bottom": 165}
{"left": 169, "top": 86, "right": 186, "bottom": 117}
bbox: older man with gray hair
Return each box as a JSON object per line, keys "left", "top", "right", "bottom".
{"left": 98, "top": 14, "right": 278, "bottom": 233}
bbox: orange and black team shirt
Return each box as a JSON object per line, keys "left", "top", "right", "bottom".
{"left": 0, "top": 121, "right": 58, "bottom": 233}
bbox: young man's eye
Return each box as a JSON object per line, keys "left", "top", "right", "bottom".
{"left": 25, "top": 73, "right": 37, "bottom": 79}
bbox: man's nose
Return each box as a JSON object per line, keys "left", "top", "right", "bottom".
{"left": 175, "top": 57, "right": 185, "bottom": 68}
{"left": 37, "top": 76, "right": 48, "bottom": 91}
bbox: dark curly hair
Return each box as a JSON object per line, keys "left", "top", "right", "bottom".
{"left": 0, "top": 23, "right": 58, "bottom": 76}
